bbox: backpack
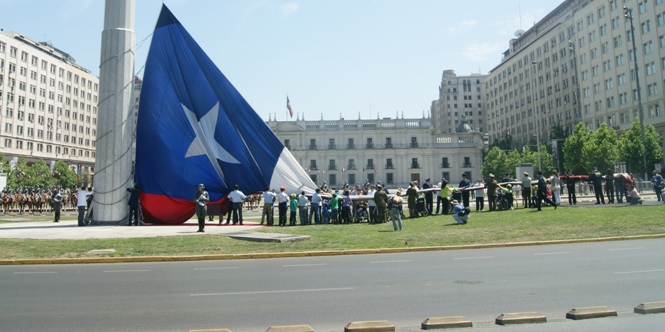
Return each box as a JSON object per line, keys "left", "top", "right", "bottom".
{"left": 387, "top": 198, "right": 393, "bottom": 210}
{"left": 458, "top": 207, "right": 471, "bottom": 217}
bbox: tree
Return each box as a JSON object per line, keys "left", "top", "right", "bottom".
{"left": 0, "top": 153, "right": 8, "bottom": 174}
{"left": 481, "top": 146, "right": 507, "bottom": 180}
{"left": 563, "top": 122, "right": 591, "bottom": 174}
{"left": 584, "top": 123, "right": 619, "bottom": 173}
{"left": 521, "top": 145, "right": 553, "bottom": 172}
{"left": 489, "top": 133, "right": 514, "bottom": 151}
{"left": 53, "top": 161, "right": 78, "bottom": 190}
{"left": 619, "top": 118, "right": 664, "bottom": 176}
{"left": 7, "top": 157, "right": 29, "bottom": 188}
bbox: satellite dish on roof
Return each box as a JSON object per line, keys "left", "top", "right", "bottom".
{"left": 515, "top": 29, "right": 525, "bottom": 37}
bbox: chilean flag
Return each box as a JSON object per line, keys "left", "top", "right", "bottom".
{"left": 135, "top": 5, "right": 315, "bottom": 224}
{"left": 287, "top": 96, "right": 293, "bottom": 118}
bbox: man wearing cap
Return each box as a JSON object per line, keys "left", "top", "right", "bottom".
{"left": 126, "top": 185, "right": 141, "bottom": 226}
{"left": 422, "top": 178, "right": 434, "bottom": 215}
{"left": 459, "top": 174, "right": 471, "bottom": 208}
{"left": 51, "top": 187, "right": 63, "bottom": 223}
{"left": 486, "top": 174, "right": 498, "bottom": 211}
{"left": 522, "top": 172, "right": 533, "bottom": 208}
{"left": 373, "top": 184, "right": 388, "bottom": 223}
{"left": 194, "top": 184, "right": 209, "bottom": 232}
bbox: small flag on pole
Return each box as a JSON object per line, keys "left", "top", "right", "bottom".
{"left": 286, "top": 96, "right": 293, "bottom": 118}
{"left": 342, "top": 168, "right": 346, "bottom": 173}
{"left": 374, "top": 169, "right": 378, "bottom": 173}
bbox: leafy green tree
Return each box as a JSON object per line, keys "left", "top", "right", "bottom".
{"left": 481, "top": 146, "right": 507, "bottom": 180}
{"left": 489, "top": 133, "right": 514, "bottom": 151}
{"left": 550, "top": 123, "right": 567, "bottom": 140}
{"left": 7, "top": 157, "right": 29, "bottom": 188}
{"left": 563, "top": 122, "right": 591, "bottom": 174}
{"left": 583, "top": 123, "right": 619, "bottom": 173}
{"left": 619, "top": 118, "right": 664, "bottom": 176}
{"left": 521, "top": 145, "right": 553, "bottom": 172}
{"left": 53, "top": 161, "right": 78, "bottom": 190}
{"left": 0, "top": 153, "right": 8, "bottom": 174}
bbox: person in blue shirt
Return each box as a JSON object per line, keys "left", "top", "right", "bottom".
{"left": 126, "top": 185, "right": 141, "bottom": 226}
{"left": 459, "top": 174, "right": 471, "bottom": 207}
{"left": 451, "top": 200, "right": 468, "bottom": 225}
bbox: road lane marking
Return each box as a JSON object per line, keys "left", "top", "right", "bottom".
{"left": 283, "top": 263, "right": 327, "bottom": 267}
{"left": 614, "top": 269, "right": 665, "bottom": 275}
{"left": 608, "top": 247, "right": 645, "bottom": 251}
{"left": 533, "top": 252, "right": 571, "bottom": 256}
{"left": 190, "top": 287, "right": 354, "bottom": 297}
{"left": 13, "top": 271, "right": 57, "bottom": 274}
{"left": 102, "top": 269, "right": 149, "bottom": 273}
{"left": 194, "top": 267, "right": 240, "bottom": 270}
{"left": 369, "top": 260, "right": 412, "bottom": 264}
{"left": 453, "top": 256, "right": 494, "bottom": 260}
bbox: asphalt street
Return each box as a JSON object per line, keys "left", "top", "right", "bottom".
{"left": 1, "top": 238, "right": 664, "bottom": 331}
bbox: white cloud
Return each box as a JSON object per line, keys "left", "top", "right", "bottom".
{"left": 461, "top": 42, "right": 504, "bottom": 62}
{"left": 281, "top": 2, "right": 299, "bottom": 15}
{"left": 460, "top": 20, "right": 477, "bottom": 27}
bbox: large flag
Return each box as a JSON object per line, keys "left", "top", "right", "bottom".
{"left": 286, "top": 96, "right": 293, "bottom": 118}
{"left": 135, "top": 5, "right": 316, "bottom": 224}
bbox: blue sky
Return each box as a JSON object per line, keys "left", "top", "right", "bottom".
{"left": 1, "top": 0, "right": 562, "bottom": 121}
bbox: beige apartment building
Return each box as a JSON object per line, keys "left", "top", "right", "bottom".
{"left": 431, "top": 70, "right": 487, "bottom": 135}
{"left": 0, "top": 31, "right": 98, "bottom": 174}
{"left": 486, "top": 0, "right": 665, "bottom": 152}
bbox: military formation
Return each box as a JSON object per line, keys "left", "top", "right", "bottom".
{"left": 1, "top": 186, "right": 75, "bottom": 214}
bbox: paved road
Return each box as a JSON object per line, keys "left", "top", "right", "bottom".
{"left": 1, "top": 238, "right": 663, "bottom": 331}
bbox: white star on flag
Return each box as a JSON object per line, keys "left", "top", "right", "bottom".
{"left": 183, "top": 102, "right": 240, "bottom": 186}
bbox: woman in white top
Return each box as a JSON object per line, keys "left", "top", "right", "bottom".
{"left": 549, "top": 170, "right": 561, "bottom": 205}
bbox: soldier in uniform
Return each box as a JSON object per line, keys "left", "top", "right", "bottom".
{"left": 52, "top": 187, "right": 63, "bottom": 223}
{"left": 194, "top": 184, "right": 209, "bottom": 232}
{"left": 373, "top": 184, "right": 388, "bottom": 223}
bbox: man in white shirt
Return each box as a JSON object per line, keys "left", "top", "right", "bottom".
{"left": 228, "top": 184, "right": 247, "bottom": 225}
{"left": 76, "top": 186, "right": 93, "bottom": 226}
{"left": 277, "top": 186, "right": 289, "bottom": 226}
{"left": 261, "top": 187, "right": 277, "bottom": 225}
{"left": 298, "top": 191, "right": 309, "bottom": 225}
{"left": 309, "top": 188, "right": 322, "bottom": 224}
{"left": 366, "top": 185, "right": 376, "bottom": 223}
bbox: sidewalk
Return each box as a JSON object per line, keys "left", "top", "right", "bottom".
{"left": 0, "top": 211, "right": 264, "bottom": 240}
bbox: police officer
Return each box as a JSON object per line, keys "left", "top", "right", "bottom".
{"left": 52, "top": 187, "right": 63, "bottom": 223}
{"left": 194, "top": 184, "right": 209, "bottom": 232}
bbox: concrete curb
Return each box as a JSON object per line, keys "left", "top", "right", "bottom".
{"left": 1, "top": 233, "right": 664, "bottom": 265}
{"left": 422, "top": 316, "right": 472, "bottom": 329}
{"left": 495, "top": 312, "right": 547, "bottom": 325}
{"left": 634, "top": 301, "right": 665, "bottom": 314}
{"left": 344, "top": 320, "right": 395, "bottom": 332}
{"left": 566, "top": 306, "right": 618, "bottom": 320}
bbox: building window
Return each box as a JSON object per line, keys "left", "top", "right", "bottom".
{"left": 347, "top": 159, "right": 356, "bottom": 170}
{"left": 410, "top": 158, "right": 420, "bottom": 169}
{"left": 328, "top": 138, "right": 336, "bottom": 149}
{"left": 386, "top": 158, "right": 394, "bottom": 169}
{"left": 366, "top": 137, "right": 373, "bottom": 149}
{"left": 347, "top": 138, "right": 355, "bottom": 149}
{"left": 441, "top": 157, "right": 450, "bottom": 168}
{"left": 308, "top": 139, "right": 316, "bottom": 150}
{"left": 385, "top": 137, "right": 393, "bottom": 148}
{"left": 309, "top": 160, "right": 317, "bottom": 171}
{"left": 463, "top": 157, "right": 472, "bottom": 168}
{"left": 386, "top": 173, "right": 394, "bottom": 185}
{"left": 328, "top": 160, "right": 336, "bottom": 170}
{"left": 329, "top": 174, "right": 337, "bottom": 186}
{"left": 410, "top": 137, "right": 418, "bottom": 148}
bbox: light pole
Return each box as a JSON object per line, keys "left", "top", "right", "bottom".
{"left": 532, "top": 61, "right": 542, "bottom": 172}
{"left": 624, "top": 6, "right": 648, "bottom": 181}
{"left": 569, "top": 40, "right": 582, "bottom": 122}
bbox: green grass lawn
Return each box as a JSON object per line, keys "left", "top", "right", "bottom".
{"left": 0, "top": 205, "right": 663, "bottom": 260}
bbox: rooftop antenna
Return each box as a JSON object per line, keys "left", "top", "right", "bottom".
{"left": 519, "top": 3, "right": 523, "bottom": 29}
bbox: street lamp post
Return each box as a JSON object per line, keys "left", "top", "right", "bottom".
{"left": 532, "top": 61, "right": 542, "bottom": 172}
{"left": 624, "top": 6, "right": 649, "bottom": 181}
